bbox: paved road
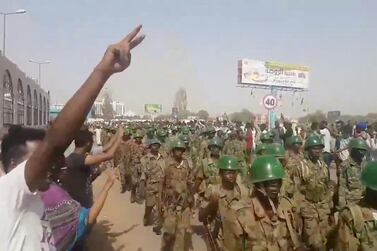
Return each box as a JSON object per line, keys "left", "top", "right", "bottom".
{"left": 86, "top": 174, "right": 207, "bottom": 251}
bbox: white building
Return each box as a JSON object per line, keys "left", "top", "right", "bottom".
{"left": 93, "top": 100, "right": 104, "bottom": 117}
{"left": 112, "top": 101, "right": 126, "bottom": 117}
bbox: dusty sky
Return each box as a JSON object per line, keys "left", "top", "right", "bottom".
{"left": 2, "top": 0, "right": 377, "bottom": 118}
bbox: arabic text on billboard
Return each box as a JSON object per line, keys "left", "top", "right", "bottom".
{"left": 145, "top": 104, "right": 162, "bottom": 114}
{"left": 238, "top": 59, "right": 309, "bottom": 89}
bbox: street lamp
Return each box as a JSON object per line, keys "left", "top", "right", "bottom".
{"left": 29, "top": 59, "right": 51, "bottom": 87}
{"left": 0, "top": 9, "right": 26, "bottom": 56}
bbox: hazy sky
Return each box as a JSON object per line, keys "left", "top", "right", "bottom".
{"left": 2, "top": 0, "right": 377, "bottom": 118}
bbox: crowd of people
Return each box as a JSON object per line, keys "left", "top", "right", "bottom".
{"left": 1, "top": 25, "right": 377, "bottom": 251}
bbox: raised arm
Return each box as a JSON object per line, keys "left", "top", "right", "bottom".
{"left": 25, "top": 26, "right": 145, "bottom": 191}
{"left": 85, "top": 128, "right": 123, "bottom": 166}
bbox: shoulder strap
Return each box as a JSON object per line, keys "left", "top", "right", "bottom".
{"left": 345, "top": 205, "right": 365, "bottom": 233}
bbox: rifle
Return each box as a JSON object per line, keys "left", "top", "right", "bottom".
{"left": 203, "top": 223, "right": 219, "bottom": 251}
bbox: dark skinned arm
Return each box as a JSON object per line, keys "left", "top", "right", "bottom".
{"left": 25, "top": 26, "right": 145, "bottom": 192}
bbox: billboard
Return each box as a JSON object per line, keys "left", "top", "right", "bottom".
{"left": 145, "top": 104, "right": 162, "bottom": 114}
{"left": 238, "top": 59, "right": 309, "bottom": 89}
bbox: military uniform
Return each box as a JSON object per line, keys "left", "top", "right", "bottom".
{"left": 161, "top": 155, "right": 194, "bottom": 251}
{"left": 335, "top": 161, "right": 377, "bottom": 251}
{"left": 196, "top": 157, "right": 221, "bottom": 194}
{"left": 141, "top": 151, "right": 165, "bottom": 229}
{"left": 202, "top": 183, "right": 241, "bottom": 251}
{"left": 226, "top": 156, "right": 304, "bottom": 251}
{"left": 337, "top": 158, "right": 364, "bottom": 209}
{"left": 129, "top": 137, "right": 146, "bottom": 203}
{"left": 230, "top": 196, "right": 302, "bottom": 251}
{"left": 336, "top": 138, "right": 368, "bottom": 210}
{"left": 291, "top": 136, "right": 333, "bottom": 250}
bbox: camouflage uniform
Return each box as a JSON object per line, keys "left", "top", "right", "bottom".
{"left": 335, "top": 161, "right": 377, "bottom": 250}
{"left": 202, "top": 183, "right": 241, "bottom": 251}
{"left": 141, "top": 152, "right": 165, "bottom": 229}
{"left": 129, "top": 140, "right": 146, "bottom": 202}
{"left": 335, "top": 199, "right": 377, "bottom": 251}
{"left": 337, "top": 158, "right": 365, "bottom": 209}
{"left": 292, "top": 157, "right": 333, "bottom": 250}
{"left": 229, "top": 196, "right": 303, "bottom": 251}
{"left": 161, "top": 156, "right": 194, "bottom": 251}
{"left": 196, "top": 157, "right": 221, "bottom": 194}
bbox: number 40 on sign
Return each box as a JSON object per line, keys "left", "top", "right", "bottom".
{"left": 263, "top": 95, "right": 278, "bottom": 110}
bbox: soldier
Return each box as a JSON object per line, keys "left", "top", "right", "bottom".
{"left": 254, "top": 142, "right": 268, "bottom": 156}
{"left": 194, "top": 137, "right": 223, "bottom": 196}
{"left": 140, "top": 138, "right": 165, "bottom": 235}
{"left": 291, "top": 135, "right": 333, "bottom": 250}
{"left": 200, "top": 126, "right": 217, "bottom": 159}
{"left": 260, "top": 131, "right": 274, "bottom": 144}
{"left": 199, "top": 155, "right": 241, "bottom": 251}
{"left": 227, "top": 156, "right": 305, "bottom": 251}
{"left": 156, "top": 129, "right": 169, "bottom": 158}
{"left": 285, "top": 136, "right": 304, "bottom": 177}
{"left": 335, "top": 161, "right": 377, "bottom": 250}
{"left": 337, "top": 138, "right": 368, "bottom": 209}
{"left": 160, "top": 140, "right": 194, "bottom": 251}
{"left": 118, "top": 128, "right": 133, "bottom": 193}
{"left": 129, "top": 131, "right": 146, "bottom": 203}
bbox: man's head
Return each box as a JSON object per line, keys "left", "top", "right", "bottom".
{"left": 1, "top": 125, "right": 46, "bottom": 173}
{"left": 349, "top": 138, "right": 368, "bottom": 163}
{"left": 361, "top": 161, "right": 377, "bottom": 206}
{"left": 319, "top": 120, "right": 328, "bottom": 130}
{"left": 265, "top": 143, "right": 287, "bottom": 167}
{"left": 250, "top": 156, "right": 285, "bottom": 201}
{"left": 285, "top": 136, "right": 303, "bottom": 153}
{"left": 171, "top": 140, "right": 185, "bottom": 160}
{"left": 208, "top": 137, "right": 223, "bottom": 157}
{"left": 217, "top": 155, "right": 239, "bottom": 188}
{"left": 304, "top": 135, "right": 324, "bottom": 160}
{"left": 74, "top": 129, "right": 94, "bottom": 153}
{"left": 149, "top": 138, "right": 161, "bottom": 155}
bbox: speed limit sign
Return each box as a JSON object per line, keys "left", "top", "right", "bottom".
{"left": 263, "top": 95, "right": 278, "bottom": 110}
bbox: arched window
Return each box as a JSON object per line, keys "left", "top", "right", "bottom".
{"left": 17, "top": 79, "right": 25, "bottom": 125}
{"left": 26, "top": 86, "right": 32, "bottom": 125}
{"left": 43, "top": 97, "right": 46, "bottom": 125}
{"left": 33, "top": 90, "right": 38, "bottom": 125}
{"left": 3, "top": 70, "right": 14, "bottom": 125}
{"left": 39, "top": 94, "right": 42, "bottom": 125}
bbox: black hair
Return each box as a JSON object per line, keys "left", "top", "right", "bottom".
{"left": 74, "top": 129, "right": 94, "bottom": 148}
{"left": 1, "top": 125, "right": 46, "bottom": 172}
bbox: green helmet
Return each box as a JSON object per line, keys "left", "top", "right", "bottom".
{"left": 124, "top": 128, "right": 132, "bottom": 136}
{"left": 249, "top": 156, "right": 285, "bottom": 184}
{"left": 179, "top": 134, "right": 189, "bottom": 144}
{"left": 149, "top": 138, "right": 161, "bottom": 146}
{"left": 156, "top": 129, "right": 167, "bottom": 137}
{"left": 265, "top": 143, "right": 286, "bottom": 158}
{"left": 255, "top": 143, "right": 269, "bottom": 155}
{"left": 208, "top": 137, "right": 223, "bottom": 149}
{"left": 360, "top": 161, "right": 377, "bottom": 191}
{"left": 206, "top": 126, "right": 216, "bottom": 134}
{"left": 348, "top": 138, "right": 368, "bottom": 151}
{"left": 181, "top": 126, "right": 190, "bottom": 135}
{"left": 304, "top": 135, "right": 324, "bottom": 150}
{"left": 260, "top": 132, "right": 274, "bottom": 142}
{"left": 217, "top": 155, "right": 239, "bottom": 170}
{"left": 285, "top": 136, "right": 302, "bottom": 146}
{"left": 133, "top": 131, "right": 143, "bottom": 139}
{"left": 171, "top": 140, "right": 186, "bottom": 150}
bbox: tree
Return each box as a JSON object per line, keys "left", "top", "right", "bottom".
{"left": 102, "top": 92, "right": 114, "bottom": 121}
{"left": 229, "top": 109, "right": 253, "bottom": 123}
{"left": 197, "top": 110, "right": 209, "bottom": 120}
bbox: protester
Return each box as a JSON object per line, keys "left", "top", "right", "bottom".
{"left": 40, "top": 155, "right": 116, "bottom": 250}
{"left": 62, "top": 127, "right": 122, "bottom": 208}
{"left": 0, "top": 25, "right": 145, "bottom": 251}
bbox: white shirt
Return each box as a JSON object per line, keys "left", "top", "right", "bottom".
{"left": 320, "top": 128, "right": 331, "bottom": 153}
{"left": 0, "top": 161, "right": 44, "bottom": 251}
